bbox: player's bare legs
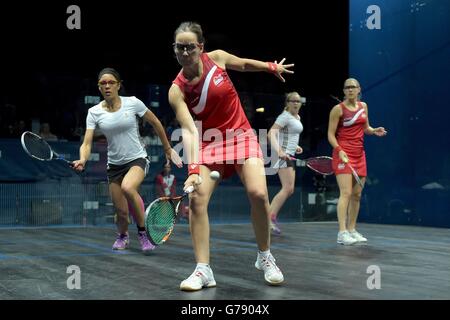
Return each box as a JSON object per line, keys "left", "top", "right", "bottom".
{"left": 189, "top": 165, "right": 219, "bottom": 264}
{"left": 347, "top": 177, "right": 367, "bottom": 242}
{"left": 237, "top": 158, "right": 271, "bottom": 250}
{"left": 121, "top": 166, "right": 145, "bottom": 226}
{"left": 109, "top": 181, "right": 129, "bottom": 235}
{"left": 180, "top": 165, "right": 219, "bottom": 291}
{"left": 269, "top": 166, "right": 295, "bottom": 234}
{"left": 336, "top": 174, "right": 357, "bottom": 245}
{"left": 237, "top": 157, "right": 284, "bottom": 285}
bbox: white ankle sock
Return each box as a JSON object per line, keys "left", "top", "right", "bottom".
{"left": 196, "top": 263, "right": 211, "bottom": 271}
{"left": 258, "top": 249, "right": 271, "bottom": 258}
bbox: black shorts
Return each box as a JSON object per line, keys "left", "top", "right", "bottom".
{"left": 106, "top": 158, "right": 149, "bottom": 183}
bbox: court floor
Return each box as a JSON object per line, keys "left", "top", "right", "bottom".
{"left": 0, "top": 222, "right": 449, "bottom": 300}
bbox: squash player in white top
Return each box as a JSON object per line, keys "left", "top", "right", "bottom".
{"left": 268, "top": 92, "right": 304, "bottom": 235}
{"left": 72, "top": 68, "right": 182, "bottom": 251}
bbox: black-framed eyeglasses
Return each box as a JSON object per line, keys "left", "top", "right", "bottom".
{"left": 344, "top": 85, "right": 359, "bottom": 90}
{"left": 98, "top": 80, "right": 119, "bottom": 87}
{"left": 173, "top": 42, "right": 199, "bottom": 54}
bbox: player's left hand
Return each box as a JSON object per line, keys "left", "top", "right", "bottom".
{"left": 166, "top": 148, "right": 183, "bottom": 168}
{"left": 273, "top": 58, "right": 294, "bottom": 82}
{"left": 373, "top": 127, "right": 387, "bottom": 137}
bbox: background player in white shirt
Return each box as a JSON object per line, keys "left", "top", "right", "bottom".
{"left": 268, "top": 92, "right": 304, "bottom": 235}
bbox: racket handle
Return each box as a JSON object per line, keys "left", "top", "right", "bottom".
{"left": 184, "top": 185, "right": 195, "bottom": 194}
{"left": 183, "top": 176, "right": 202, "bottom": 194}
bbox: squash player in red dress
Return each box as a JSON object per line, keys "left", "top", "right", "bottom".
{"left": 168, "top": 21, "right": 294, "bottom": 291}
{"left": 328, "top": 78, "right": 387, "bottom": 245}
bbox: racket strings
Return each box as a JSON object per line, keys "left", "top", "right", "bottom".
{"left": 24, "top": 134, "right": 52, "bottom": 160}
{"left": 146, "top": 200, "right": 176, "bottom": 244}
{"left": 306, "top": 158, "right": 333, "bottom": 175}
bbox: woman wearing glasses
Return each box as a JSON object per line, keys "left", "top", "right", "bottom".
{"left": 268, "top": 92, "right": 304, "bottom": 235}
{"left": 328, "top": 78, "right": 387, "bottom": 245}
{"left": 73, "top": 68, "right": 182, "bottom": 252}
{"left": 168, "top": 21, "right": 294, "bottom": 291}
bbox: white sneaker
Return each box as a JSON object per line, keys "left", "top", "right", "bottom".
{"left": 337, "top": 231, "right": 358, "bottom": 245}
{"left": 255, "top": 252, "right": 284, "bottom": 285}
{"left": 180, "top": 266, "right": 216, "bottom": 291}
{"left": 349, "top": 230, "right": 368, "bottom": 242}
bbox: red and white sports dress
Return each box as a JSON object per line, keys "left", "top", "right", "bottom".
{"left": 173, "top": 52, "right": 262, "bottom": 178}
{"left": 332, "top": 102, "right": 367, "bottom": 177}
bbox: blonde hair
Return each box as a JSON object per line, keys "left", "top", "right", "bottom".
{"left": 284, "top": 91, "right": 301, "bottom": 110}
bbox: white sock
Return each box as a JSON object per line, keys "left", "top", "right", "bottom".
{"left": 258, "top": 249, "right": 271, "bottom": 258}
{"left": 196, "top": 263, "right": 211, "bottom": 271}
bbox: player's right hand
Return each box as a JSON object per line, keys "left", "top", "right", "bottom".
{"left": 278, "top": 150, "right": 291, "bottom": 161}
{"left": 339, "top": 151, "right": 349, "bottom": 164}
{"left": 184, "top": 174, "right": 202, "bottom": 193}
{"left": 72, "top": 159, "right": 86, "bottom": 172}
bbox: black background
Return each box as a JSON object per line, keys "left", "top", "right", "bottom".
{"left": 0, "top": 0, "right": 349, "bottom": 142}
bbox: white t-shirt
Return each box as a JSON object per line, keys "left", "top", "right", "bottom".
{"left": 86, "top": 96, "right": 148, "bottom": 165}
{"left": 274, "top": 110, "right": 303, "bottom": 156}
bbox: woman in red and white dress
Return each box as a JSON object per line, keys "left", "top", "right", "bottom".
{"left": 154, "top": 162, "right": 188, "bottom": 220}
{"left": 155, "top": 162, "right": 177, "bottom": 198}
{"left": 328, "top": 78, "right": 387, "bottom": 245}
{"left": 169, "top": 22, "right": 294, "bottom": 291}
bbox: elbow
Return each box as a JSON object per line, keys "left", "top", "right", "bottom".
{"left": 146, "top": 117, "right": 159, "bottom": 128}
{"left": 182, "top": 125, "right": 198, "bottom": 138}
{"left": 267, "top": 130, "right": 273, "bottom": 141}
{"left": 327, "top": 132, "right": 332, "bottom": 142}
{"left": 268, "top": 129, "right": 277, "bottom": 140}
{"left": 327, "top": 132, "right": 335, "bottom": 145}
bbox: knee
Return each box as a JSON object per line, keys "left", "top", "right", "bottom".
{"left": 284, "top": 186, "right": 295, "bottom": 197}
{"left": 120, "top": 183, "right": 135, "bottom": 198}
{"left": 247, "top": 188, "right": 268, "bottom": 204}
{"left": 115, "top": 207, "right": 128, "bottom": 217}
{"left": 189, "top": 194, "right": 208, "bottom": 214}
{"left": 339, "top": 190, "right": 352, "bottom": 200}
{"left": 351, "top": 192, "right": 362, "bottom": 202}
